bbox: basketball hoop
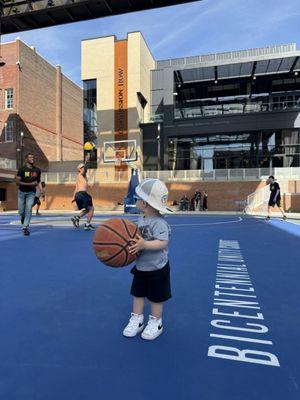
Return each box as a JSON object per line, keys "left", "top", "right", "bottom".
{"left": 103, "top": 139, "right": 137, "bottom": 164}
{"left": 115, "top": 157, "right": 122, "bottom": 167}
{"left": 115, "top": 150, "right": 125, "bottom": 167}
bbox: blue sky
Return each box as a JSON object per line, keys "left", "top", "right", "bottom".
{"left": 3, "top": 0, "right": 300, "bottom": 87}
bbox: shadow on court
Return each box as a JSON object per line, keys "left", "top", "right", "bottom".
{"left": 0, "top": 215, "right": 299, "bottom": 400}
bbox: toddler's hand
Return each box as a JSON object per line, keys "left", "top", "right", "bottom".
{"left": 129, "top": 234, "right": 145, "bottom": 255}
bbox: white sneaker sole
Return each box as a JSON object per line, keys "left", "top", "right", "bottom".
{"left": 141, "top": 326, "right": 163, "bottom": 340}
{"left": 123, "top": 324, "right": 144, "bottom": 338}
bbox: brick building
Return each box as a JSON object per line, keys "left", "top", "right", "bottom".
{"left": 0, "top": 39, "right": 83, "bottom": 170}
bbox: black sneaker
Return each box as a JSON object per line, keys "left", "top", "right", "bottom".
{"left": 23, "top": 227, "right": 30, "bottom": 236}
{"left": 84, "top": 224, "right": 95, "bottom": 230}
{"left": 283, "top": 215, "right": 287, "bottom": 220}
{"left": 21, "top": 216, "right": 25, "bottom": 225}
{"left": 266, "top": 216, "right": 270, "bottom": 221}
{"left": 71, "top": 216, "right": 80, "bottom": 228}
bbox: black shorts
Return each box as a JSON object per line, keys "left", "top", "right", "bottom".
{"left": 268, "top": 197, "right": 281, "bottom": 207}
{"left": 32, "top": 196, "right": 41, "bottom": 207}
{"left": 130, "top": 262, "right": 171, "bottom": 303}
{"left": 75, "top": 191, "right": 93, "bottom": 210}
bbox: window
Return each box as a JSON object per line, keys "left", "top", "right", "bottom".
{"left": 5, "top": 121, "right": 14, "bottom": 142}
{"left": 83, "top": 80, "right": 97, "bottom": 168}
{"left": 83, "top": 80, "right": 97, "bottom": 137}
{"left": 168, "top": 129, "right": 300, "bottom": 170}
{"left": 0, "top": 188, "right": 6, "bottom": 201}
{"left": 5, "top": 89, "right": 14, "bottom": 109}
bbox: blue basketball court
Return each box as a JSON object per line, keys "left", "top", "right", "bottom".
{"left": 0, "top": 214, "right": 299, "bottom": 400}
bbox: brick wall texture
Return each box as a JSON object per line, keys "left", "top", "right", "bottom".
{"left": 1, "top": 180, "right": 300, "bottom": 213}
{"left": 0, "top": 40, "right": 83, "bottom": 171}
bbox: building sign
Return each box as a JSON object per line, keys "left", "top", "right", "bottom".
{"left": 114, "top": 40, "right": 128, "bottom": 173}
{"left": 114, "top": 40, "right": 128, "bottom": 140}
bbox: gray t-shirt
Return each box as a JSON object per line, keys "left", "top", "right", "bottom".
{"left": 136, "top": 215, "right": 171, "bottom": 272}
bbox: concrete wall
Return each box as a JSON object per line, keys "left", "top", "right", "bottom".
{"left": 127, "top": 32, "right": 155, "bottom": 167}
{"left": 81, "top": 35, "right": 115, "bottom": 136}
{"left": 81, "top": 35, "right": 115, "bottom": 174}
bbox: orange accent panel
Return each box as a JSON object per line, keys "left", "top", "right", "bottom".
{"left": 114, "top": 40, "right": 128, "bottom": 175}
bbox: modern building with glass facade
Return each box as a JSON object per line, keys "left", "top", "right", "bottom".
{"left": 82, "top": 33, "right": 300, "bottom": 176}
{"left": 143, "top": 42, "right": 300, "bottom": 173}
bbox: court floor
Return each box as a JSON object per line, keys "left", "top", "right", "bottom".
{"left": 0, "top": 214, "right": 299, "bottom": 400}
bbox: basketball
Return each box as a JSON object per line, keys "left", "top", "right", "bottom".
{"left": 84, "top": 141, "right": 95, "bottom": 151}
{"left": 92, "top": 218, "right": 140, "bottom": 267}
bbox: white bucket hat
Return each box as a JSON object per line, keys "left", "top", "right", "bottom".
{"left": 77, "top": 163, "right": 85, "bottom": 171}
{"left": 135, "top": 178, "right": 173, "bottom": 214}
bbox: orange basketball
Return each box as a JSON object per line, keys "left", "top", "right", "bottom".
{"left": 92, "top": 218, "right": 140, "bottom": 267}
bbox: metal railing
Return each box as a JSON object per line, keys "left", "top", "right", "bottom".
{"left": 246, "top": 184, "right": 271, "bottom": 212}
{"left": 156, "top": 44, "right": 296, "bottom": 68}
{"left": 246, "top": 181, "right": 290, "bottom": 214}
{"left": 174, "top": 100, "right": 300, "bottom": 120}
{"left": 42, "top": 167, "right": 300, "bottom": 184}
{"left": 143, "top": 167, "right": 300, "bottom": 182}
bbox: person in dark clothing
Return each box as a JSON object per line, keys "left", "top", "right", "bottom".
{"left": 190, "top": 195, "right": 195, "bottom": 211}
{"left": 179, "top": 196, "right": 189, "bottom": 211}
{"left": 16, "top": 153, "right": 42, "bottom": 236}
{"left": 194, "top": 191, "right": 201, "bottom": 211}
{"left": 266, "top": 176, "right": 286, "bottom": 220}
{"left": 202, "top": 191, "right": 208, "bottom": 211}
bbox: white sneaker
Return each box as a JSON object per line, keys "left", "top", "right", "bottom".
{"left": 123, "top": 313, "right": 144, "bottom": 337}
{"left": 141, "top": 315, "right": 163, "bottom": 340}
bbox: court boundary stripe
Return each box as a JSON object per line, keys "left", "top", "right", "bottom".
{"left": 170, "top": 217, "right": 243, "bottom": 227}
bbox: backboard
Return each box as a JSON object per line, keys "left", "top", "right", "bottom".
{"left": 103, "top": 139, "right": 137, "bottom": 164}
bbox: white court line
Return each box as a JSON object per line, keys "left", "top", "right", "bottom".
{"left": 285, "top": 219, "right": 300, "bottom": 227}
{"left": 0, "top": 231, "right": 44, "bottom": 242}
{"left": 3, "top": 217, "right": 243, "bottom": 228}
{"left": 170, "top": 217, "right": 243, "bottom": 227}
{"left": 9, "top": 217, "right": 110, "bottom": 227}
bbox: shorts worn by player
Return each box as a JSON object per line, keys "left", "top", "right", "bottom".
{"left": 130, "top": 262, "right": 171, "bottom": 303}
{"left": 268, "top": 197, "right": 281, "bottom": 208}
{"left": 75, "top": 191, "right": 93, "bottom": 211}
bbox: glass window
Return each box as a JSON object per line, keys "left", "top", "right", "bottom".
{"left": 272, "top": 156, "right": 284, "bottom": 168}
{"left": 5, "top": 120, "right": 14, "bottom": 142}
{"left": 5, "top": 89, "right": 14, "bottom": 109}
{"left": 168, "top": 129, "right": 300, "bottom": 170}
{"left": 83, "top": 80, "right": 97, "bottom": 168}
{"left": 285, "top": 154, "right": 300, "bottom": 167}
{"left": 83, "top": 79, "right": 97, "bottom": 139}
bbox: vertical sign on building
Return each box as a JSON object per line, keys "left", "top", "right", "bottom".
{"left": 114, "top": 40, "right": 128, "bottom": 174}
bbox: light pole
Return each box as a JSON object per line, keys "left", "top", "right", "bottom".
{"left": 157, "top": 123, "right": 161, "bottom": 170}
{"left": 17, "top": 131, "right": 24, "bottom": 167}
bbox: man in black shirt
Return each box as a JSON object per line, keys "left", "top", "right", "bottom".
{"left": 202, "top": 191, "right": 208, "bottom": 211}
{"left": 16, "top": 153, "right": 42, "bottom": 235}
{"left": 266, "top": 175, "right": 286, "bottom": 220}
